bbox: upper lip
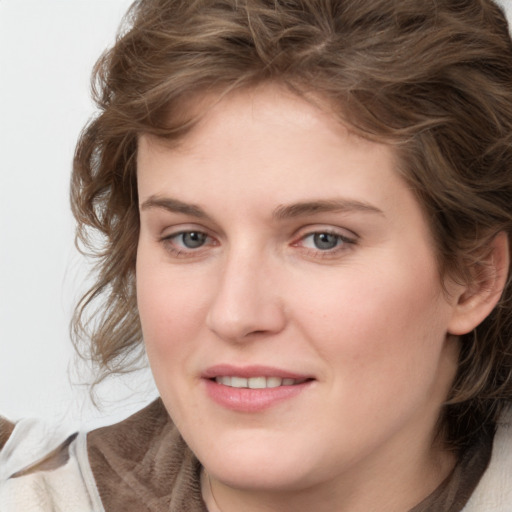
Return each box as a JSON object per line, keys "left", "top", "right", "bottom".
{"left": 201, "top": 364, "right": 313, "bottom": 380}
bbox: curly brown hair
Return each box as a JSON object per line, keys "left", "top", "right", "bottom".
{"left": 71, "top": 0, "right": 512, "bottom": 449}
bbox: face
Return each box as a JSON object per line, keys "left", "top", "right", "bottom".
{"left": 136, "top": 85, "right": 461, "bottom": 502}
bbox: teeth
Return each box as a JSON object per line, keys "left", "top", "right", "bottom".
{"left": 266, "top": 377, "right": 282, "bottom": 388}
{"left": 248, "top": 377, "right": 266, "bottom": 389}
{"left": 214, "top": 376, "right": 300, "bottom": 388}
{"left": 231, "top": 377, "right": 248, "bottom": 388}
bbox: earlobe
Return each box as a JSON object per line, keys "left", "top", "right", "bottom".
{"left": 448, "top": 231, "right": 510, "bottom": 336}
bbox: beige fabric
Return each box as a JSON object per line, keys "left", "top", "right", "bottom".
{"left": 0, "top": 419, "right": 103, "bottom": 512}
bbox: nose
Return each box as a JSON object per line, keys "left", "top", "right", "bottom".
{"left": 205, "top": 250, "right": 287, "bottom": 342}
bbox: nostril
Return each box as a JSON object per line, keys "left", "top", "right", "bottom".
{"left": 244, "top": 330, "right": 266, "bottom": 336}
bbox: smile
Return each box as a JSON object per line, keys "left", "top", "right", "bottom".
{"left": 214, "top": 376, "right": 308, "bottom": 388}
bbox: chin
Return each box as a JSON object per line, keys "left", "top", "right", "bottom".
{"left": 206, "top": 458, "right": 314, "bottom": 492}
{"left": 194, "top": 434, "right": 324, "bottom": 491}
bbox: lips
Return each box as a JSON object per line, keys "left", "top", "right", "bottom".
{"left": 202, "top": 364, "right": 312, "bottom": 381}
{"left": 202, "top": 365, "right": 314, "bottom": 412}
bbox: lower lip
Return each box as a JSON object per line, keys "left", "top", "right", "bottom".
{"left": 203, "top": 379, "right": 312, "bottom": 412}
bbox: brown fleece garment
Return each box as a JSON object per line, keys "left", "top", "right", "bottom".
{"left": 87, "top": 399, "right": 207, "bottom": 512}
{"left": 87, "top": 399, "right": 492, "bottom": 512}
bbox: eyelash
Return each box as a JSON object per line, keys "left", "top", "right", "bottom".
{"left": 161, "top": 230, "right": 217, "bottom": 257}
{"left": 160, "top": 228, "right": 357, "bottom": 259}
{"left": 292, "top": 230, "right": 357, "bottom": 258}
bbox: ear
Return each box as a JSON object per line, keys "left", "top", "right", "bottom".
{"left": 448, "top": 231, "right": 510, "bottom": 336}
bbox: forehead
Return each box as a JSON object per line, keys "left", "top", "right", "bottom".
{"left": 137, "top": 85, "right": 398, "bottom": 202}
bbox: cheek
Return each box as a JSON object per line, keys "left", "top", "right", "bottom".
{"left": 136, "top": 254, "right": 207, "bottom": 366}
{"left": 290, "top": 259, "right": 452, "bottom": 385}
{"left": 137, "top": 269, "right": 205, "bottom": 417}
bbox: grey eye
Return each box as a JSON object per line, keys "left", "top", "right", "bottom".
{"left": 313, "top": 233, "right": 340, "bottom": 250}
{"left": 181, "top": 231, "right": 208, "bottom": 248}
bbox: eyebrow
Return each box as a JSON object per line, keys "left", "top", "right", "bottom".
{"left": 272, "top": 199, "right": 384, "bottom": 220}
{"left": 140, "top": 196, "right": 210, "bottom": 219}
{"left": 140, "top": 196, "right": 384, "bottom": 220}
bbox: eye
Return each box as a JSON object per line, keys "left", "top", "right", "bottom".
{"left": 305, "top": 232, "right": 342, "bottom": 250}
{"left": 161, "top": 229, "right": 216, "bottom": 256}
{"left": 300, "top": 231, "right": 352, "bottom": 251}
{"left": 175, "top": 231, "right": 208, "bottom": 249}
{"left": 292, "top": 228, "right": 357, "bottom": 259}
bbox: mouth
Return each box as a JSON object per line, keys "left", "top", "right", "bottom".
{"left": 202, "top": 365, "right": 315, "bottom": 412}
{"left": 212, "top": 376, "right": 311, "bottom": 388}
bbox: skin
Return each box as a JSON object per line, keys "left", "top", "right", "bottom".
{"left": 136, "top": 84, "right": 487, "bottom": 512}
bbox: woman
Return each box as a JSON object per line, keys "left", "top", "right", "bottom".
{"left": 2, "top": 0, "right": 512, "bottom": 510}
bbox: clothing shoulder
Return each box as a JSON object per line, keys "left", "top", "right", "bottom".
{"left": 0, "top": 416, "right": 103, "bottom": 512}
{"left": 0, "top": 401, "right": 206, "bottom": 512}
{"left": 87, "top": 398, "right": 206, "bottom": 512}
{"left": 463, "top": 406, "right": 512, "bottom": 511}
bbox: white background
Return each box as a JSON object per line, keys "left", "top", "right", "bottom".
{"left": 0, "top": 0, "right": 156, "bottom": 431}
{"left": 1, "top": 0, "right": 511, "bottom": 432}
